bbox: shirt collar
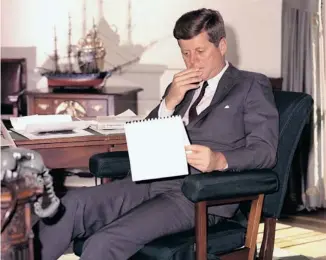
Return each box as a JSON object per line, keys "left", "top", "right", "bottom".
{"left": 205, "top": 60, "right": 229, "bottom": 91}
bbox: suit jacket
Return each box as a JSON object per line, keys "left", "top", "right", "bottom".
{"left": 147, "top": 64, "right": 279, "bottom": 217}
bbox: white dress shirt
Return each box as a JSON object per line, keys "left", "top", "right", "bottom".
{"left": 159, "top": 61, "right": 229, "bottom": 125}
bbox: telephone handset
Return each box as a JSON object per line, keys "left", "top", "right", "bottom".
{"left": 1, "top": 147, "right": 60, "bottom": 219}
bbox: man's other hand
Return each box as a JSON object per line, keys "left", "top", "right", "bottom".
{"left": 165, "top": 68, "right": 203, "bottom": 110}
{"left": 185, "top": 145, "right": 227, "bottom": 172}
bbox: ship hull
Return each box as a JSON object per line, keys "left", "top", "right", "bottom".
{"left": 42, "top": 71, "right": 111, "bottom": 88}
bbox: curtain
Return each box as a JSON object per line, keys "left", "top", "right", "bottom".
{"left": 282, "top": 0, "right": 326, "bottom": 210}
{"left": 305, "top": 0, "right": 326, "bottom": 209}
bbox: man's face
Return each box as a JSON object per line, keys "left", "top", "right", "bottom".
{"left": 178, "top": 31, "right": 227, "bottom": 81}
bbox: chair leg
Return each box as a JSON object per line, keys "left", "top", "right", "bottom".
{"left": 258, "top": 217, "right": 276, "bottom": 260}
{"left": 245, "top": 194, "right": 264, "bottom": 260}
{"left": 195, "top": 201, "right": 207, "bottom": 260}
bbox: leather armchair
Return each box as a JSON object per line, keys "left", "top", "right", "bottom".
{"left": 73, "top": 90, "right": 313, "bottom": 260}
{"left": 1, "top": 58, "right": 27, "bottom": 121}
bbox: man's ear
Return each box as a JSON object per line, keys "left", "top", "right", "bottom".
{"left": 218, "top": 38, "right": 227, "bottom": 56}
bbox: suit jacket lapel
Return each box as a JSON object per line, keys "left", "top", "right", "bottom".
{"left": 187, "top": 64, "right": 239, "bottom": 128}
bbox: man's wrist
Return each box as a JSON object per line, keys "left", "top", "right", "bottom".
{"left": 215, "top": 152, "right": 228, "bottom": 171}
{"left": 158, "top": 98, "right": 175, "bottom": 117}
{"left": 165, "top": 97, "right": 177, "bottom": 111}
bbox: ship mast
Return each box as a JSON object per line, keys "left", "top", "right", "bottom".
{"left": 67, "top": 14, "right": 73, "bottom": 73}
{"left": 53, "top": 26, "right": 60, "bottom": 72}
{"left": 92, "top": 18, "right": 99, "bottom": 73}
{"left": 98, "top": 0, "right": 104, "bottom": 21}
{"left": 127, "top": 0, "right": 132, "bottom": 44}
{"left": 82, "top": 0, "right": 87, "bottom": 36}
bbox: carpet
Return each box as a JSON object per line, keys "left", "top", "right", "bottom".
{"left": 58, "top": 248, "right": 319, "bottom": 260}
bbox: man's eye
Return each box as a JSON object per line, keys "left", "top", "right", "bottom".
{"left": 183, "top": 52, "right": 189, "bottom": 56}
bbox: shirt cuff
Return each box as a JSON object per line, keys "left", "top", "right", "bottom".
{"left": 158, "top": 99, "right": 175, "bottom": 117}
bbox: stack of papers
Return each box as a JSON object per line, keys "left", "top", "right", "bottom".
{"left": 90, "top": 109, "right": 144, "bottom": 135}
{"left": 10, "top": 115, "right": 92, "bottom": 139}
{"left": 9, "top": 110, "right": 145, "bottom": 138}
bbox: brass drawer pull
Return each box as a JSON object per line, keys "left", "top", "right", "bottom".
{"left": 92, "top": 104, "right": 103, "bottom": 112}
{"left": 37, "top": 103, "right": 50, "bottom": 110}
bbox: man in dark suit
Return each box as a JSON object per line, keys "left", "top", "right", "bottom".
{"left": 36, "top": 8, "right": 278, "bottom": 260}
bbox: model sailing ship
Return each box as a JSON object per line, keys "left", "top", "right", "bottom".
{"left": 40, "top": 16, "right": 139, "bottom": 90}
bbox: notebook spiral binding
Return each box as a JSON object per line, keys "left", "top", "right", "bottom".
{"left": 125, "top": 115, "right": 181, "bottom": 125}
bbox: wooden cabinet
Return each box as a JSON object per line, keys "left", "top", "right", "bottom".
{"left": 26, "top": 87, "right": 143, "bottom": 117}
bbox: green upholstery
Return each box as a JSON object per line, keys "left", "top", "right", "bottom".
{"left": 74, "top": 219, "right": 245, "bottom": 260}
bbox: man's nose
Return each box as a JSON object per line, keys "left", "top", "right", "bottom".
{"left": 189, "top": 54, "right": 199, "bottom": 67}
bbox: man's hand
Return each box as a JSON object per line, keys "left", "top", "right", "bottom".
{"left": 165, "top": 68, "right": 203, "bottom": 110}
{"left": 185, "top": 145, "right": 228, "bottom": 172}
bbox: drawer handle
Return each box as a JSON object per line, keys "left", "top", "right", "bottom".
{"left": 92, "top": 104, "right": 103, "bottom": 112}
{"left": 37, "top": 103, "right": 50, "bottom": 110}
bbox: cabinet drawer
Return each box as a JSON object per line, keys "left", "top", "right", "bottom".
{"left": 85, "top": 100, "right": 108, "bottom": 116}
{"left": 109, "top": 144, "right": 128, "bottom": 152}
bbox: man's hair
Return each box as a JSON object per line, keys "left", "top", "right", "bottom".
{"left": 173, "top": 8, "right": 226, "bottom": 47}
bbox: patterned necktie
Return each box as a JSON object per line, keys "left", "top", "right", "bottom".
{"left": 188, "top": 81, "right": 208, "bottom": 123}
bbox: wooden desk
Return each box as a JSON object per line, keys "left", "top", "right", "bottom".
{"left": 12, "top": 131, "right": 127, "bottom": 170}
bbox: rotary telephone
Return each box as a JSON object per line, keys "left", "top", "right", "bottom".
{"left": 1, "top": 147, "right": 60, "bottom": 226}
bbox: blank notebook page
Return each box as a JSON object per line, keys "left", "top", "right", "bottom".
{"left": 124, "top": 116, "right": 189, "bottom": 182}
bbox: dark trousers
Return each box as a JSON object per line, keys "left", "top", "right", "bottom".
{"left": 35, "top": 177, "right": 204, "bottom": 260}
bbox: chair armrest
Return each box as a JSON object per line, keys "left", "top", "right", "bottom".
{"left": 181, "top": 169, "right": 279, "bottom": 203}
{"left": 8, "top": 89, "right": 25, "bottom": 103}
{"left": 89, "top": 151, "right": 130, "bottom": 179}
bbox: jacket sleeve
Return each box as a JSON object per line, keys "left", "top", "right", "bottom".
{"left": 222, "top": 75, "right": 279, "bottom": 170}
{"left": 146, "top": 83, "right": 172, "bottom": 119}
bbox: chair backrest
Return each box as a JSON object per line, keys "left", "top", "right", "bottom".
{"left": 1, "top": 58, "right": 27, "bottom": 104}
{"left": 268, "top": 77, "right": 283, "bottom": 91}
{"left": 262, "top": 91, "right": 313, "bottom": 218}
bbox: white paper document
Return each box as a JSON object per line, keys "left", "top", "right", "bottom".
{"left": 10, "top": 115, "right": 71, "bottom": 131}
{"left": 90, "top": 109, "right": 144, "bottom": 134}
{"left": 90, "top": 128, "right": 125, "bottom": 135}
{"left": 1, "top": 121, "right": 16, "bottom": 147}
{"left": 10, "top": 115, "right": 92, "bottom": 139}
{"left": 124, "top": 116, "right": 190, "bottom": 182}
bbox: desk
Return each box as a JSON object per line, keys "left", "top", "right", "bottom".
{"left": 12, "top": 131, "right": 127, "bottom": 169}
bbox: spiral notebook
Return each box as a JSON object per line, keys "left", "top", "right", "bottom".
{"left": 124, "top": 116, "right": 190, "bottom": 182}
